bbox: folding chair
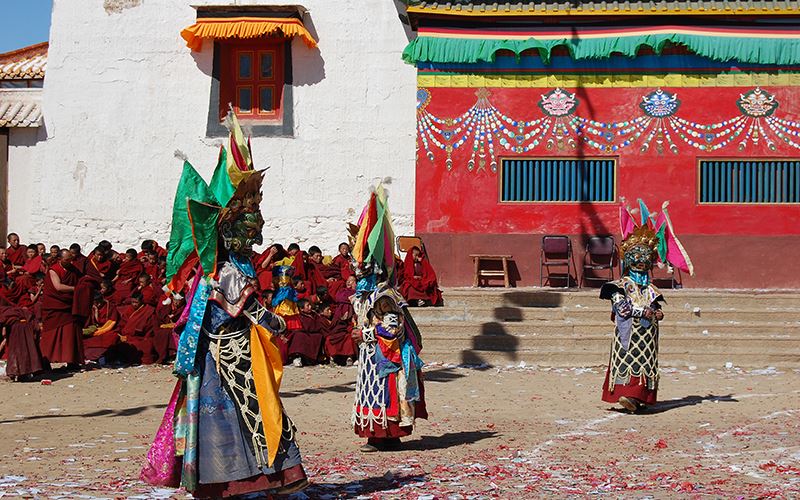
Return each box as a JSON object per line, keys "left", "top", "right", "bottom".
{"left": 581, "top": 236, "right": 616, "bottom": 287}
{"left": 540, "top": 235, "right": 576, "bottom": 288}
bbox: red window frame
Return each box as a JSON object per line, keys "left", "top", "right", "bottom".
{"left": 219, "top": 39, "right": 284, "bottom": 122}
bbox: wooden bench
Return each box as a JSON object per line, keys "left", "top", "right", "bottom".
{"left": 470, "top": 254, "right": 512, "bottom": 288}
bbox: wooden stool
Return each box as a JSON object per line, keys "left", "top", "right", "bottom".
{"left": 470, "top": 254, "right": 512, "bottom": 288}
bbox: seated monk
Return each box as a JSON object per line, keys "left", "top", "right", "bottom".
{"left": 154, "top": 293, "right": 185, "bottom": 364}
{"left": 72, "top": 246, "right": 113, "bottom": 321}
{"left": 16, "top": 272, "right": 45, "bottom": 309}
{"left": 1, "top": 305, "right": 44, "bottom": 381}
{"left": 253, "top": 243, "right": 286, "bottom": 292}
{"left": 99, "top": 279, "right": 118, "bottom": 307}
{"left": 112, "top": 249, "right": 144, "bottom": 304}
{"left": 112, "top": 292, "right": 158, "bottom": 365}
{"left": 285, "top": 298, "right": 324, "bottom": 367}
{"left": 320, "top": 302, "right": 356, "bottom": 366}
{"left": 17, "top": 244, "right": 44, "bottom": 277}
{"left": 400, "top": 246, "right": 443, "bottom": 307}
{"left": 5, "top": 233, "right": 27, "bottom": 270}
{"left": 133, "top": 272, "right": 160, "bottom": 307}
{"left": 49, "top": 245, "right": 60, "bottom": 263}
{"left": 327, "top": 242, "right": 353, "bottom": 280}
{"left": 36, "top": 243, "right": 46, "bottom": 257}
{"left": 82, "top": 292, "right": 120, "bottom": 362}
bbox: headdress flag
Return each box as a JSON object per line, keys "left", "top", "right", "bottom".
{"left": 619, "top": 204, "right": 637, "bottom": 240}
{"left": 653, "top": 202, "right": 695, "bottom": 276}
{"left": 166, "top": 112, "right": 258, "bottom": 290}
{"left": 637, "top": 198, "right": 651, "bottom": 226}
{"left": 352, "top": 183, "right": 397, "bottom": 276}
{"left": 209, "top": 146, "right": 236, "bottom": 208}
{"left": 166, "top": 161, "right": 218, "bottom": 285}
{"left": 619, "top": 198, "right": 694, "bottom": 276}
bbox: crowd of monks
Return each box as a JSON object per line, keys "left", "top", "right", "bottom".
{"left": 0, "top": 232, "right": 442, "bottom": 380}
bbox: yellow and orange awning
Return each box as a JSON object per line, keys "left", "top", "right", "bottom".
{"left": 181, "top": 16, "right": 317, "bottom": 51}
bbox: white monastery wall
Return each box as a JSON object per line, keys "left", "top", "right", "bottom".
{"left": 11, "top": 0, "right": 416, "bottom": 254}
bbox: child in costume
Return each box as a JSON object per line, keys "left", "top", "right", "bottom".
{"left": 349, "top": 184, "right": 428, "bottom": 452}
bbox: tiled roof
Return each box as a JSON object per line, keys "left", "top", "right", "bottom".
{"left": 0, "top": 89, "right": 43, "bottom": 127}
{"left": 0, "top": 42, "right": 48, "bottom": 80}
{"left": 407, "top": 1, "right": 800, "bottom": 16}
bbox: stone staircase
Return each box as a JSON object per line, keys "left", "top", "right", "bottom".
{"left": 410, "top": 288, "right": 800, "bottom": 368}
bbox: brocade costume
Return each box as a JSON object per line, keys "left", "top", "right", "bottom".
{"left": 141, "top": 114, "right": 307, "bottom": 497}
{"left": 351, "top": 283, "right": 427, "bottom": 439}
{"left": 601, "top": 199, "right": 694, "bottom": 412}
{"left": 600, "top": 276, "right": 664, "bottom": 405}
{"left": 348, "top": 185, "right": 428, "bottom": 446}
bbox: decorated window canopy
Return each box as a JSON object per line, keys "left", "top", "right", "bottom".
{"left": 403, "top": 20, "right": 800, "bottom": 66}
{"left": 181, "top": 6, "right": 317, "bottom": 52}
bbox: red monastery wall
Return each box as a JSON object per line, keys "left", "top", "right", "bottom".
{"left": 415, "top": 85, "right": 800, "bottom": 288}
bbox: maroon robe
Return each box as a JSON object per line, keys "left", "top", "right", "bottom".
{"left": 1, "top": 305, "right": 44, "bottom": 377}
{"left": 21, "top": 255, "right": 43, "bottom": 275}
{"left": 71, "top": 254, "right": 88, "bottom": 277}
{"left": 40, "top": 263, "right": 84, "bottom": 365}
{"left": 154, "top": 300, "right": 182, "bottom": 363}
{"left": 113, "top": 259, "right": 144, "bottom": 304}
{"left": 116, "top": 304, "right": 157, "bottom": 365}
{"left": 6, "top": 245, "right": 27, "bottom": 267}
{"left": 285, "top": 311, "right": 324, "bottom": 364}
{"left": 72, "top": 256, "right": 112, "bottom": 319}
{"left": 321, "top": 307, "right": 356, "bottom": 358}
{"left": 400, "top": 250, "right": 443, "bottom": 305}
{"left": 83, "top": 302, "right": 120, "bottom": 361}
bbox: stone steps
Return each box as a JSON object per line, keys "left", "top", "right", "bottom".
{"left": 407, "top": 288, "right": 800, "bottom": 368}
{"left": 440, "top": 288, "right": 800, "bottom": 309}
{"left": 410, "top": 306, "right": 800, "bottom": 323}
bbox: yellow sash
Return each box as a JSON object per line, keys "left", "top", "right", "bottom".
{"left": 249, "top": 323, "right": 285, "bottom": 467}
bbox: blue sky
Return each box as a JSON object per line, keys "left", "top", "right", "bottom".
{"left": 0, "top": 0, "right": 53, "bottom": 53}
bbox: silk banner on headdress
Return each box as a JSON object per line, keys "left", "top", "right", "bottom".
{"left": 653, "top": 202, "right": 694, "bottom": 276}
{"left": 167, "top": 161, "right": 218, "bottom": 281}
{"left": 620, "top": 204, "right": 637, "bottom": 240}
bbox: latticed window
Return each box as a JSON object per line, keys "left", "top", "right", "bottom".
{"left": 699, "top": 159, "right": 800, "bottom": 204}
{"left": 218, "top": 39, "right": 284, "bottom": 122}
{"left": 500, "top": 158, "right": 616, "bottom": 202}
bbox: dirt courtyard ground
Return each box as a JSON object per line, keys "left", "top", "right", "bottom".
{"left": 1, "top": 361, "right": 799, "bottom": 499}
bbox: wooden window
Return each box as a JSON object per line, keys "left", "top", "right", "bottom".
{"left": 699, "top": 159, "right": 800, "bottom": 204}
{"left": 500, "top": 158, "right": 616, "bottom": 203}
{"left": 219, "top": 39, "right": 284, "bottom": 122}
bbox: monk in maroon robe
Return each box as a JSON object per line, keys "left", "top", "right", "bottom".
{"left": 68, "top": 243, "right": 88, "bottom": 277}
{"left": 320, "top": 302, "right": 356, "bottom": 365}
{"left": 253, "top": 244, "right": 286, "bottom": 292}
{"left": 114, "top": 292, "right": 158, "bottom": 365}
{"left": 40, "top": 249, "right": 83, "bottom": 368}
{"left": 1, "top": 305, "right": 44, "bottom": 380}
{"left": 284, "top": 299, "right": 324, "bottom": 366}
{"left": 112, "top": 249, "right": 144, "bottom": 304}
{"left": 154, "top": 294, "right": 184, "bottom": 364}
{"left": 5, "top": 233, "right": 27, "bottom": 269}
{"left": 323, "top": 242, "right": 353, "bottom": 281}
{"left": 72, "top": 247, "right": 113, "bottom": 320}
{"left": 82, "top": 293, "right": 120, "bottom": 362}
{"left": 133, "top": 273, "right": 160, "bottom": 307}
{"left": 400, "top": 246, "right": 443, "bottom": 307}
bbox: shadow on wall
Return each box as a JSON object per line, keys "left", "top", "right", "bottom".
{"left": 293, "top": 15, "right": 325, "bottom": 87}
{"left": 459, "top": 291, "right": 566, "bottom": 366}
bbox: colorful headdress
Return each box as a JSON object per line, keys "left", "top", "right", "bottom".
{"left": 166, "top": 112, "right": 263, "bottom": 291}
{"left": 351, "top": 183, "right": 396, "bottom": 277}
{"left": 619, "top": 198, "right": 694, "bottom": 276}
